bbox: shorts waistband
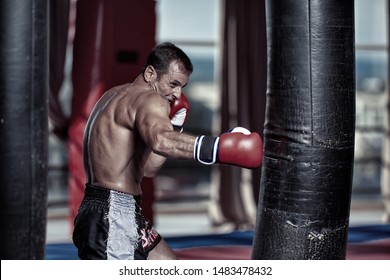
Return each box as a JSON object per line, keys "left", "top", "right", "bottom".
{"left": 84, "top": 183, "right": 141, "bottom": 211}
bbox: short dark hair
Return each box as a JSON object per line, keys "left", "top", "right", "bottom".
{"left": 141, "top": 42, "right": 193, "bottom": 77}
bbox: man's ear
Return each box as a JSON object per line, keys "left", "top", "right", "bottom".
{"left": 143, "top": 65, "right": 157, "bottom": 82}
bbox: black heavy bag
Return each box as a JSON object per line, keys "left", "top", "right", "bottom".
{"left": 0, "top": 0, "right": 48, "bottom": 259}
{"left": 252, "top": 0, "right": 355, "bottom": 259}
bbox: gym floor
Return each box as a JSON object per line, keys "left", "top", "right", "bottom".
{"left": 44, "top": 188, "right": 390, "bottom": 260}
{"left": 46, "top": 193, "right": 387, "bottom": 244}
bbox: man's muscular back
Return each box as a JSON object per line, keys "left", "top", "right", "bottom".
{"left": 83, "top": 83, "right": 168, "bottom": 195}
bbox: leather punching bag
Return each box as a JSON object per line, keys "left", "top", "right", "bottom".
{"left": 0, "top": 0, "right": 48, "bottom": 259}
{"left": 252, "top": 0, "right": 355, "bottom": 259}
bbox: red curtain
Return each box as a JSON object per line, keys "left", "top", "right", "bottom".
{"left": 68, "top": 0, "right": 156, "bottom": 227}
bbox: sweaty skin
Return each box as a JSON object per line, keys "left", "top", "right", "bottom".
{"left": 83, "top": 61, "right": 196, "bottom": 196}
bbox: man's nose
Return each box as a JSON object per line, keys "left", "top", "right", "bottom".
{"left": 173, "top": 90, "right": 181, "bottom": 100}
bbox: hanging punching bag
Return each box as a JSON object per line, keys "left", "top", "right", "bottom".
{"left": 0, "top": 0, "right": 48, "bottom": 259}
{"left": 252, "top": 0, "right": 355, "bottom": 259}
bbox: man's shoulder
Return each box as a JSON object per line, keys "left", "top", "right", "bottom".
{"left": 117, "top": 86, "right": 165, "bottom": 114}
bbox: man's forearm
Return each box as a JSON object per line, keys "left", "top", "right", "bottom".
{"left": 143, "top": 152, "right": 167, "bottom": 178}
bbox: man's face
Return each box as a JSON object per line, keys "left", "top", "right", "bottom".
{"left": 152, "top": 61, "right": 190, "bottom": 102}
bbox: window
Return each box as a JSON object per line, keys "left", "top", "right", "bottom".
{"left": 154, "top": 0, "right": 222, "bottom": 203}
{"left": 354, "top": 0, "right": 388, "bottom": 195}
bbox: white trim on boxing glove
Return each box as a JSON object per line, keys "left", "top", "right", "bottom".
{"left": 170, "top": 108, "right": 187, "bottom": 127}
{"left": 194, "top": 135, "right": 220, "bottom": 165}
{"left": 228, "top": 127, "right": 251, "bottom": 135}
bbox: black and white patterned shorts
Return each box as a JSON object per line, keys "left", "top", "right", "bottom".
{"left": 73, "top": 184, "right": 161, "bottom": 260}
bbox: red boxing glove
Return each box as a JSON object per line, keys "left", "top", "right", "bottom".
{"left": 169, "top": 93, "right": 190, "bottom": 132}
{"left": 194, "top": 127, "right": 263, "bottom": 169}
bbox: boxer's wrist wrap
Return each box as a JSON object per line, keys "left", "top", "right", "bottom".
{"left": 194, "top": 136, "right": 219, "bottom": 165}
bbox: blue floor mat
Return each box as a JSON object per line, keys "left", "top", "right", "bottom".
{"left": 347, "top": 224, "right": 390, "bottom": 243}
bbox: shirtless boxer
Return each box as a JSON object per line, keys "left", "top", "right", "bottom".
{"left": 72, "top": 42, "right": 263, "bottom": 260}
